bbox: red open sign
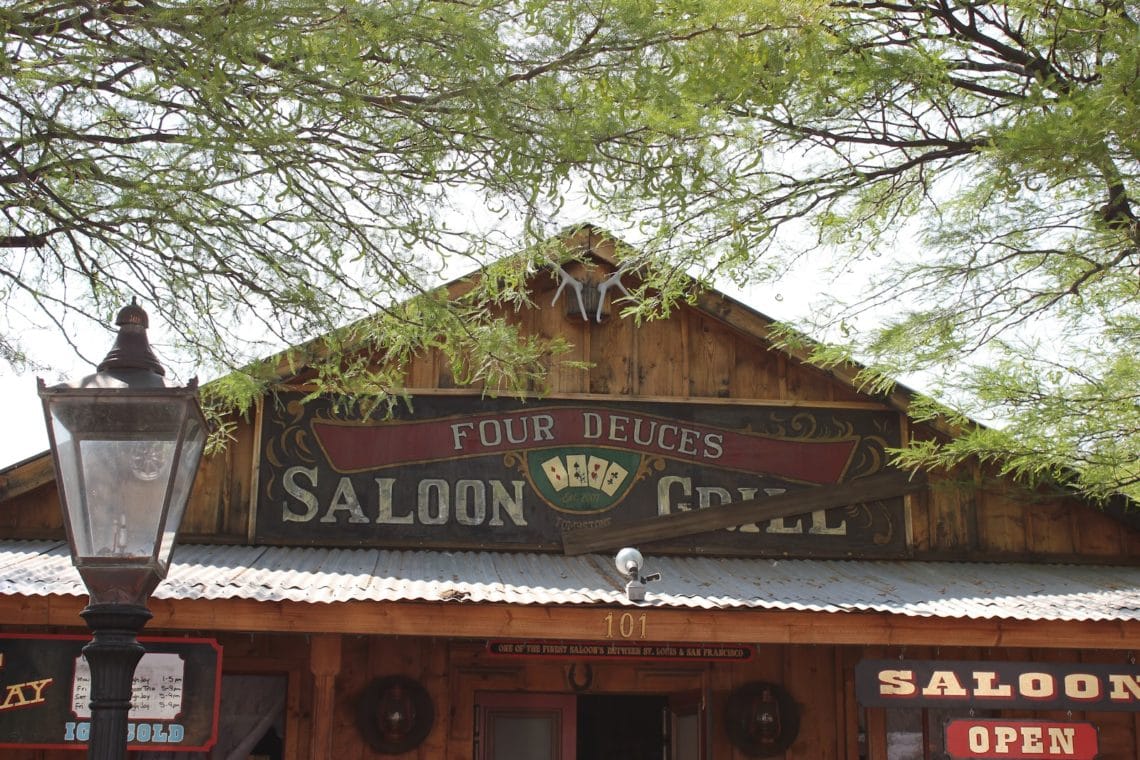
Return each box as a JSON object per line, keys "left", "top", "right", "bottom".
{"left": 945, "top": 719, "right": 1098, "bottom": 760}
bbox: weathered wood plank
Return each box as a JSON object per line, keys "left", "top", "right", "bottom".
{"left": 561, "top": 470, "right": 925, "bottom": 555}
{"left": 1095, "top": 710, "right": 1136, "bottom": 759}
{"left": 786, "top": 645, "right": 833, "bottom": 759}
{"left": 906, "top": 484, "right": 932, "bottom": 552}
{"left": 308, "top": 634, "right": 341, "bottom": 760}
{"left": 531, "top": 263, "right": 591, "bottom": 395}
{"left": 0, "top": 455, "right": 54, "bottom": 501}
{"left": 416, "top": 638, "right": 449, "bottom": 760}
{"left": 181, "top": 447, "right": 227, "bottom": 537}
{"left": 785, "top": 356, "right": 836, "bottom": 402}
{"left": 16, "top": 593, "right": 1140, "bottom": 654}
{"left": 693, "top": 288, "right": 966, "bottom": 439}
{"left": 221, "top": 416, "right": 254, "bottom": 539}
{"left": 689, "top": 313, "right": 734, "bottom": 398}
{"left": 928, "top": 477, "right": 976, "bottom": 551}
{"left": 837, "top": 647, "right": 861, "bottom": 760}
{"left": 589, "top": 291, "right": 635, "bottom": 395}
{"left": 1074, "top": 504, "right": 1126, "bottom": 557}
{"left": 329, "top": 636, "right": 366, "bottom": 760}
{"left": 404, "top": 348, "right": 438, "bottom": 389}
{"left": 976, "top": 485, "right": 1027, "bottom": 554}
{"left": 730, "top": 329, "right": 782, "bottom": 399}
{"left": 0, "top": 486, "right": 63, "bottom": 538}
{"left": 635, "top": 314, "right": 681, "bottom": 396}
{"left": 1027, "top": 498, "right": 1077, "bottom": 554}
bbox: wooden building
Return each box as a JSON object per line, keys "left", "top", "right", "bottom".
{"left": 2, "top": 227, "right": 1140, "bottom": 759}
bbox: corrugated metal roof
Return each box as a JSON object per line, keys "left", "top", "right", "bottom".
{"left": 2, "top": 540, "right": 1140, "bottom": 622}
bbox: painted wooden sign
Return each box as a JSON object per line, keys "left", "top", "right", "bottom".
{"left": 857, "top": 659, "right": 1140, "bottom": 711}
{"left": 944, "top": 719, "right": 1098, "bottom": 760}
{"left": 256, "top": 394, "right": 905, "bottom": 555}
{"left": 486, "top": 640, "right": 753, "bottom": 661}
{"left": 0, "top": 634, "right": 222, "bottom": 752}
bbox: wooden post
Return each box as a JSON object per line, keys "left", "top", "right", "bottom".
{"left": 309, "top": 634, "right": 342, "bottom": 759}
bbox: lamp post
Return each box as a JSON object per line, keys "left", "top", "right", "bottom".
{"left": 38, "top": 300, "right": 207, "bottom": 760}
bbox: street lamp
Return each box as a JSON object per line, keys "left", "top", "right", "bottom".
{"left": 38, "top": 300, "right": 207, "bottom": 760}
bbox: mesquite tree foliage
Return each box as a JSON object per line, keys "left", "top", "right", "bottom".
{"left": 0, "top": 0, "right": 781, "bottom": 395}
{"left": 602, "top": 1, "right": 1140, "bottom": 501}
{"left": 3, "top": 0, "right": 1139, "bottom": 499}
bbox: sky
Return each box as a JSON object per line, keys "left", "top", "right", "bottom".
{"left": 0, "top": 317, "right": 205, "bottom": 468}
{"left": 1, "top": 372, "right": 48, "bottom": 466}
{"left": 1, "top": 372, "right": 47, "bottom": 466}
{"left": 2, "top": 350, "right": 95, "bottom": 467}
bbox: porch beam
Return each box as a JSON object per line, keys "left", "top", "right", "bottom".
{"left": 9, "top": 594, "right": 1139, "bottom": 651}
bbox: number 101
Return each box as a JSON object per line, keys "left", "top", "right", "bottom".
{"left": 603, "top": 611, "right": 647, "bottom": 639}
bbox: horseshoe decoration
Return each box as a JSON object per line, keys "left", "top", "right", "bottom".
{"left": 567, "top": 663, "right": 594, "bottom": 692}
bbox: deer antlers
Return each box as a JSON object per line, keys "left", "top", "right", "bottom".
{"left": 550, "top": 261, "right": 633, "bottom": 323}
{"left": 595, "top": 267, "right": 632, "bottom": 322}
{"left": 551, "top": 263, "right": 589, "bottom": 322}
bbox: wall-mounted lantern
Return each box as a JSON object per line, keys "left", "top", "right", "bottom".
{"left": 725, "top": 681, "right": 800, "bottom": 757}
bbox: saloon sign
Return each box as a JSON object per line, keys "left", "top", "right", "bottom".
{"left": 856, "top": 659, "right": 1140, "bottom": 712}
{"left": 256, "top": 395, "right": 905, "bottom": 554}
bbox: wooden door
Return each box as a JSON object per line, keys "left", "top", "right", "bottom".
{"left": 668, "top": 690, "right": 708, "bottom": 760}
{"left": 475, "top": 692, "right": 576, "bottom": 760}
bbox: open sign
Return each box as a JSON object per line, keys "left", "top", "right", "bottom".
{"left": 945, "top": 719, "right": 1098, "bottom": 760}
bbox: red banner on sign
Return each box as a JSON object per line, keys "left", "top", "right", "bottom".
{"left": 945, "top": 719, "right": 1098, "bottom": 760}
{"left": 312, "top": 406, "right": 858, "bottom": 484}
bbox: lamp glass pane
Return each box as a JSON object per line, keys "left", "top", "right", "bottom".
{"left": 158, "top": 414, "right": 206, "bottom": 564}
{"left": 77, "top": 438, "right": 175, "bottom": 558}
{"left": 48, "top": 394, "right": 187, "bottom": 562}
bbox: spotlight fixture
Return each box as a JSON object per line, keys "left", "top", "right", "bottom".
{"left": 614, "top": 547, "right": 661, "bottom": 602}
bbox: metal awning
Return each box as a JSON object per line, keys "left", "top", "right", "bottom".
{"left": 3, "top": 540, "right": 1139, "bottom": 623}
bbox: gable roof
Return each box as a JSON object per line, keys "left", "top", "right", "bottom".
{"left": 0, "top": 224, "right": 1132, "bottom": 530}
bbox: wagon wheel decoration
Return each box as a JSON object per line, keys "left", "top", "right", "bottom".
{"left": 355, "top": 675, "right": 435, "bottom": 755}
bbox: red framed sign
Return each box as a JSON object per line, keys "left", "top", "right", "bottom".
{"left": 0, "top": 633, "right": 222, "bottom": 752}
{"left": 945, "top": 719, "right": 1098, "bottom": 760}
{"left": 487, "top": 639, "right": 753, "bottom": 662}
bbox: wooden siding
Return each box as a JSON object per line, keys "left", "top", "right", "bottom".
{"left": 7, "top": 632, "right": 1138, "bottom": 760}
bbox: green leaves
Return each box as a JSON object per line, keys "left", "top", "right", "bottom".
{"left": 5, "top": 0, "right": 1140, "bottom": 502}
{"left": 3, "top": 0, "right": 760, "bottom": 372}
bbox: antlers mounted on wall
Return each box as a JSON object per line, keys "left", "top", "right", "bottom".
{"left": 594, "top": 268, "right": 631, "bottom": 322}
{"left": 551, "top": 264, "right": 588, "bottom": 321}
{"left": 550, "top": 262, "right": 633, "bottom": 323}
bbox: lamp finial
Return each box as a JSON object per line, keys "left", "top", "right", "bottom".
{"left": 96, "top": 299, "right": 165, "bottom": 376}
